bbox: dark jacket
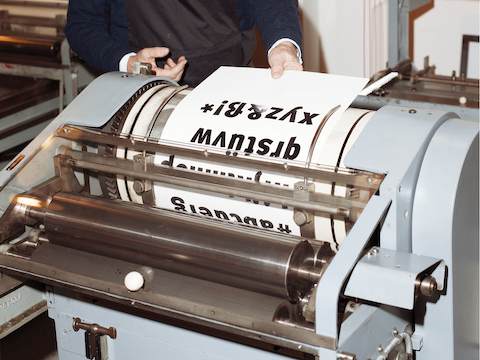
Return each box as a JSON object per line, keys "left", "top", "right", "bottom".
{"left": 65, "top": 0, "right": 130, "bottom": 73}
{"left": 65, "top": 0, "right": 302, "bottom": 77}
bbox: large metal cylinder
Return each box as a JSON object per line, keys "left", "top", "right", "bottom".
{"left": 98, "top": 82, "right": 377, "bottom": 250}
{"left": 30, "top": 193, "right": 318, "bottom": 302}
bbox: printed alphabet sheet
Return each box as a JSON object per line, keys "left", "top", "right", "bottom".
{"left": 154, "top": 67, "right": 369, "bottom": 240}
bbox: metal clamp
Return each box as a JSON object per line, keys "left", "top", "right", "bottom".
{"left": 294, "top": 181, "right": 316, "bottom": 238}
{"left": 132, "top": 62, "right": 155, "bottom": 76}
{"left": 133, "top": 154, "right": 155, "bottom": 205}
{"left": 344, "top": 247, "right": 445, "bottom": 309}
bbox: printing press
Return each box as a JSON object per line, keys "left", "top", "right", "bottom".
{"left": 0, "top": 69, "right": 477, "bottom": 360}
{"left": 353, "top": 0, "right": 479, "bottom": 123}
{"left": 0, "top": 0, "right": 93, "bottom": 161}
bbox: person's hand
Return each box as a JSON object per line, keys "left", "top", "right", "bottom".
{"left": 268, "top": 41, "right": 303, "bottom": 79}
{"left": 127, "top": 47, "right": 187, "bottom": 81}
{"left": 161, "top": 56, "right": 187, "bottom": 81}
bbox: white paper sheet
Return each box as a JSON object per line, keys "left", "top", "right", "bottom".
{"left": 159, "top": 67, "right": 368, "bottom": 164}
{"left": 152, "top": 67, "right": 369, "bottom": 243}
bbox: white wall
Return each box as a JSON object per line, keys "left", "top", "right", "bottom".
{"left": 300, "top": 0, "right": 480, "bottom": 78}
{"left": 414, "top": 0, "right": 479, "bottom": 78}
{"left": 300, "top": 0, "right": 386, "bottom": 77}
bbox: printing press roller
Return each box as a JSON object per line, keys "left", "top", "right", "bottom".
{"left": 94, "top": 80, "right": 381, "bottom": 249}
{"left": 23, "top": 191, "right": 323, "bottom": 302}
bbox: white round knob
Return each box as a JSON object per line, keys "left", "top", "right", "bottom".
{"left": 459, "top": 96, "right": 467, "bottom": 105}
{"left": 124, "top": 271, "right": 144, "bottom": 292}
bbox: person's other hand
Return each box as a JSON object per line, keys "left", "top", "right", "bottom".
{"left": 160, "top": 56, "right": 187, "bottom": 81}
{"left": 127, "top": 47, "right": 187, "bottom": 81}
{"left": 268, "top": 42, "right": 303, "bottom": 79}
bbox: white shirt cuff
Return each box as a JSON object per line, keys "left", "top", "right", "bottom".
{"left": 119, "top": 52, "right": 136, "bottom": 72}
{"left": 268, "top": 38, "right": 303, "bottom": 65}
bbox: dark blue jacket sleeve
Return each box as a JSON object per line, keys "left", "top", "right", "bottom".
{"left": 247, "top": 0, "right": 302, "bottom": 51}
{"left": 65, "top": 0, "right": 131, "bottom": 73}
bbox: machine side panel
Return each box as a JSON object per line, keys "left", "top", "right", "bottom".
{"left": 344, "top": 106, "right": 457, "bottom": 251}
{"left": 412, "top": 118, "right": 479, "bottom": 360}
{"left": 337, "top": 304, "right": 409, "bottom": 359}
{"left": 344, "top": 106, "right": 452, "bottom": 179}
{"left": 56, "top": 73, "right": 174, "bottom": 128}
{"left": 352, "top": 95, "right": 480, "bottom": 122}
{"left": 315, "top": 194, "right": 391, "bottom": 341}
{"left": 48, "top": 290, "right": 293, "bottom": 360}
{"left": 0, "top": 285, "right": 46, "bottom": 339}
{"left": 0, "top": 73, "right": 171, "bottom": 194}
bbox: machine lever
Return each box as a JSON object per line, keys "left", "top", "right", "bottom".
{"left": 73, "top": 317, "right": 117, "bottom": 360}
